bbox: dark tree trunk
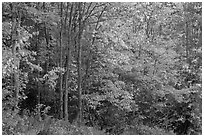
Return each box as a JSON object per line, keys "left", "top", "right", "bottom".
{"left": 64, "top": 2, "right": 74, "bottom": 121}
{"left": 59, "top": 2, "right": 64, "bottom": 119}
{"left": 10, "top": 3, "right": 20, "bottom": 105}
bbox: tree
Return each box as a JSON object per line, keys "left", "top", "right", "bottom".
{"left": 64, "top": 2, "right": 74, "bottom": 121}
{"left": 59, "top": 2, "right": 64, "bottom": 119}
{"left": 77, "top": 2, "right": 83, "bottom": 126}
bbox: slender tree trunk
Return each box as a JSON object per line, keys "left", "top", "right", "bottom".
{"left": 152, "top": 58, "right": 157, "bottom": 77}
{"left": 77, "top": 2, "right": 83, "bottom": 126}
{"left": 185, "top": 17, "right": 189, "bottom": 63}
{"left": 64, "top": 3, "right": 74, "bottom": 121}
{"left": 36, "top": 22, "right": 42, "bottom": 121}
{"left": 59, "top": 2, "right": 64, "bottom": 119}
{"left": 42, "top": 2, "right": 49, "bottom": 74}
{"left": 184, "top": 3, "right": 190, "bottom": 66}
{"left": 10, "top": 3, "right": 20, "bottom": 105}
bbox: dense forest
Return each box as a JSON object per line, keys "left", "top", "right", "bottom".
{"left": 2, "top": 2, "right": 202, "bottom": 135}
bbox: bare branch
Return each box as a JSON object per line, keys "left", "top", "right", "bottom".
{"left": 83, "top": 3, "right": 107, "bottom": 22}
{"left": 85, "top": 2, "right": 92, "bottom": 15}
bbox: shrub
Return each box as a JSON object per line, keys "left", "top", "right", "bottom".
{"left": 123, "top": 123, "right": 175, "bottom": 135}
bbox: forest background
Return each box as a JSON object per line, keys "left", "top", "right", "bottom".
{"left": 1, "top": 2, "right": 202, "bottom": 135}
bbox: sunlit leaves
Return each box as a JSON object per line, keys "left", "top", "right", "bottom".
{"left": 43, "top": 68, "right": 61, "bottom": 90}
{"left": 2, "top": 49, "right": 14, "bottom": 78}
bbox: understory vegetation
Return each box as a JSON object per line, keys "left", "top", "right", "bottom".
{"left": 2, "top": 2, "right": 202, "bottom": 135}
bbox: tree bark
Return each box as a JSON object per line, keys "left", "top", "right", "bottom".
{"left": 35, "top": 11, "right": 42, "bottom": 120}
{"left": 10, "top": 3, "right": 20, "bottom": 105}
{"left": 59, "top": 2, "right": 64, "bottom": 119}
{"left": 184, "top": 3, "right": 190, "bottom": 66}
{"left": 77, "top": 2, "right": 83, "bottom": 126}
{"left": 64, "top": 2, "right": 74, "bottom": 121}
{"left": 42, "top": 2, "right": 49, "bottom": 74}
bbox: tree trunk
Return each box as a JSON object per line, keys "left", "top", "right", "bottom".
{"left": 77, "top": 2, "right": 83, "bottom": 126}
{"left": 36, "top": 19, "right": 42, "bottom": 121}
{"left": 11, "top": 3, "right": 20, "bottom": 105}
{"left": 59, "top": 2, "right": 64, "bottom": 119}
{"left": 184, "top": 3, "right": 190, "bottom": 66}
{"left": 64, "top": 2, "right": 74, "bottom": 121}
{"left": 42, "top": 2, "right": 49, "bottom": 74}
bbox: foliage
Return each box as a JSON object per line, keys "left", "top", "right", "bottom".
{"left": 123, "top": 121, "right": 175, "bottom": 135}
{"left": 2, "top": 2, "right": 202, "bottom": 135}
